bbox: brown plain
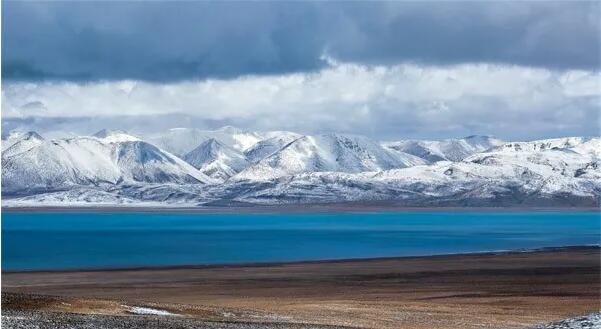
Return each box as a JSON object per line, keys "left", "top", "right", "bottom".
{"left": 2, "top": 247, "right": 600, "bottom": 329}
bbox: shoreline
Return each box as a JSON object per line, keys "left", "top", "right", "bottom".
{"left": 3, "top": 245, "right": 599, "bottom": 274}
{"left": 2, "top": 204, "right": 600, "bottom": 214}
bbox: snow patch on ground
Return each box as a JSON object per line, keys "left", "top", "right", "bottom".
{"left": 533, "top": 313, "right": 601, "bottom": 329}
{"left": 123, "top": 305, "right": 177, "bottom": 316}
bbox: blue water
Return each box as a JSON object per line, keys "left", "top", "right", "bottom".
{"left": 2, "top": 211, "right": 599, "bottom": 271}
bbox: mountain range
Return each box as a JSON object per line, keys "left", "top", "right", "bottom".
{"left": 2, "top": 127, "right": 599, "bottom": 208}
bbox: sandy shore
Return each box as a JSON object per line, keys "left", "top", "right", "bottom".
{"left": 2, "top": 246, "right": 599, "bottom": 329}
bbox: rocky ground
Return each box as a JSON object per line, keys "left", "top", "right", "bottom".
{"left": 3, "top": 248, "right": 599, "bottom": 329}
{"left": 533, "top": 313, "right": 601, "bottom": 329}
{"left": 3, "top": 309, "right": 600, "bottom": 329}
{"left": 1, "top": 310, "right": 349, "bottom": 329}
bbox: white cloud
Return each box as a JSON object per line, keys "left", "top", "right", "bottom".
{"left": 2, "top": 62, "right": 599, "bottom": 140}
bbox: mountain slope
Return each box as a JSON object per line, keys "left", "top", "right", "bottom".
{"left": 384, "top": 135, "right": 504, "bottom": 162}
{"left": 147, "top": 126, "right": 273, "bottom": 156}
{"left": 2, "top": 132, "right": 212, "bottom": 194}
{"left": 93, "top": 129, "right": 141, "bottom": 143}
{"left": 229, "top": 137, "right": 600, "bottom": 206}
{"left": 2, "top": 132, "right": 599, "bottom": 208}
{"left": 244, "top": 133, "right": 302, "bottom": 163}
{"left": 235, "top": 133, "right": 427, "bottom": 180}
{"left": 147, "top": 126, "right": 302, "bottom": 158}
{"left": 1, "top": 131, "right": 45, "bottom": 157}
{"left": 184, "top": 138, "right": 250, "bottom": 182}
{"left": 490, "top": 137, "right": 600, "bottom": 156}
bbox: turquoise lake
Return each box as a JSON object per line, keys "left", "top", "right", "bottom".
{"left": 2, "top": 211, "right": 599, "bottom": 271}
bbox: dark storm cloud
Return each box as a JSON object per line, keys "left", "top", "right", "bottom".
{"left": 2, "top": 1, "right": 600, "bottom": 82}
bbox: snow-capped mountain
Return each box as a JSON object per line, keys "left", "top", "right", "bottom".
{"left": 2, "top": 128, "right": 599, "bottom": 208}
{"left": 1, "top": 130, "right": 28, "bottom": 151}
{"left": 384, "top": 135, "right": 504, "bottom": 162}
{"left": 234, "top": 133, "right": 427, "bottom": 181}
{"left": 225, "top": 137, "right": 600, "bottom": 206}
{"left": 146, "top": 126, "right": 294, "bottom": 156}
{"left": 244, "top": 133, "right": 302, "bottom": 163}
{"left": 491, "top": 137, "right": 600, "bottom": 156}
{"left": 2, "top": 131, "right": 45, "bottom": 157}
{"left": 2, "top": 130, "right": 212, "bottom": 194}
{"left": 184, "top": 138, "right": 250, "bottom": 182}
{"left": 93, "top": 129, "right": 141, "bottom": 143}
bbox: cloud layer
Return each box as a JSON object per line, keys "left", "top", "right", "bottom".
{"left": 3, "top": 1, "right": 599, "bottom": 81}
{"left": 3, "top": 3, "right": 599, "bottom": 140}
{"left": 3, "top": 62, "right": 599, "bottom": 140}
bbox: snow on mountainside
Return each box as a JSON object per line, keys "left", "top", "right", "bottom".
{"left": 147, "top": 126, "right": 296, "bottom": 156}
{"left": 491, "top": 137, "right": 600, "bottom": 156}
{"left": 244, "top": 133, "right": 302, "bottom": 163}
{"left": 184, "top": 138, "right": 250, "bottom": 182}
{"left": 2, "top": 131, "right": 212, "bottom": 195}
{"left": 93, "top": 129, "right": 141, "bottom": 143}
{"left": 231, "top": 137, "right": 600, "bottom": 206}
{"left": 384, "top": 135, "right": 504, "bottom": 162}
{"left": 1, "top": 131, "right": 45, "bottom": 157}
{"left": 113, "top": 140, "right": 210, "bottom": 184}
{"left": 2, "top": 129, "right": 599, "bottom": 208}
{"left": 235, "top": 133, "right": 428, "bottom": 180}
{"left": 2, "top": 130, "right": 28, "bottom": 151}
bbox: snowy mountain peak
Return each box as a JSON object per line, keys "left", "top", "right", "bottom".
{"left": 113, "top": 140, "right": 210, "bottom": 184}
{"left": 216, "top": 125, "right": 244, "bottom": 134}
{"left": 147, "top": 127, "right": 297, "bottom": 156}
{"left": 184, "top": 138, "right": 249, "bottom": 182}
{"left": 20, "top": 131, "right": 45, "bottom": 141}
{"left": 2, "top": 129, "right": 599, "bottom": 208}
{"left": 492, "top": 137, "right": 599, "bottom": 155}
{"left": 93, "top": 129, "right": 125, "bottom": 138}
{"left": 1, "top": 135, "right": 213, "bottom": 195}
{"left": 185, "top": 138, "right": 231, "bottom": 164}
{"left": 234, "top": 133, "right": 424, "bottom": 180}
{"left": 93, "top": 129, "right": 140, "bottom": 143}
{"left": 204, "top": 138, "right": 228, "bottom": 149}
{"left": 244, "top": 134, "right": 302, "bottom": 163}
{"left": 1, "top": 131, "right": 46, "bottom": 157}
{"left": 384, "top": 135, "right": 505, "bottom": 162}
{"left": 462, "top": 135, "right": 503, "bottom": 148}
{"left": 2, "top": 130, "right": 44, "bottom": 144}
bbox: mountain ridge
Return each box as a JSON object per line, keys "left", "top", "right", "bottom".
{"left": 2, "top": 127, "right": 599, "bottom": 207}
{"left": 183, "top": 138, "right": 250, "bottom": 182}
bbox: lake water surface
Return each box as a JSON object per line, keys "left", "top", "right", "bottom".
{"left": 2, "top": 211, "right": 599, "bottom": 271}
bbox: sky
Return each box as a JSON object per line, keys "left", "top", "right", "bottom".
{"left": 2, "top": 1, "right": 600, "bottom": 140}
